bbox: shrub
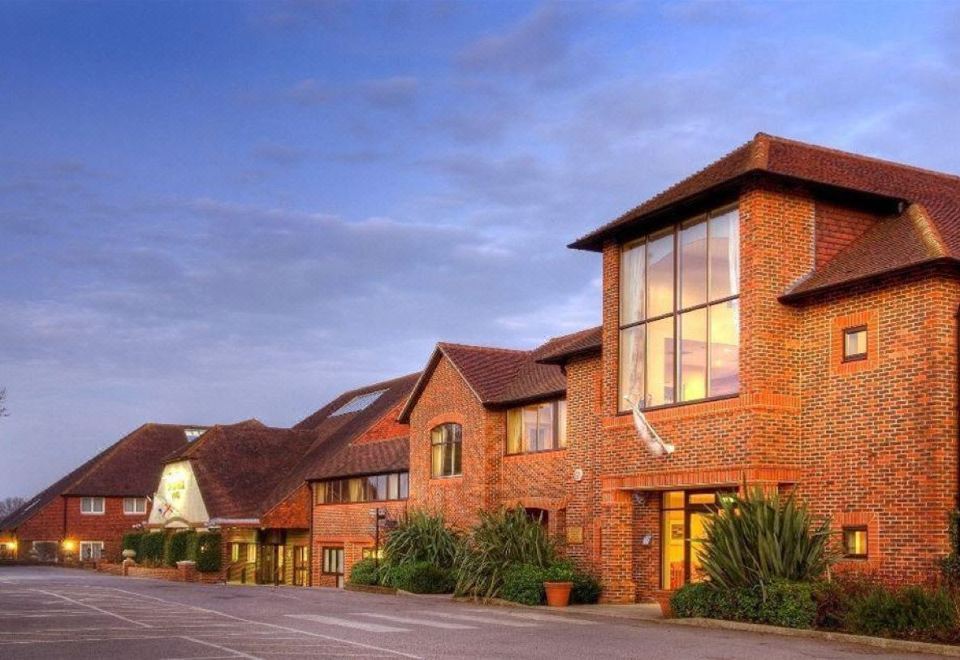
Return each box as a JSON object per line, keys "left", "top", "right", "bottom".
{"left": 381, "top": 510, "right": 460, "bottom": 573}
{"left": 571, "top": 571, "right": 602, "bottom": 604}
{"left": 454, "top": 507, "right": 556, "bottom": 600}
{"left": 139, "top": 532, "right": 165, "bottom": 564}
{"left": 349, "top": 558, "right": 380, "bottom": 586}
{"left": 699, "top": 488, "right": 833, "bottom": 592}
{"left": 846, "top": 585, "right": 956, "bottom": 640}
{"left": 385, "top": 561, "right": 454, "bottom": 594}
{"left": 122, "top": 533, "right": 143, "bottom": 556}
{"left": 501, "top": 564, "right": 546, "bottom": 605}
{"left": 164, "top": 531, "right": 195, "bottom": 567}
{"left": 195, "top": 532, "right": 221, "bottom": 572}
{"left": 544, "top": 561, "right": 575, "bottom": 583}
{"left": 671, "top": 583, "right": 761, "bottom": 622}
{"left": 813, "top": 575, "right": 877, "bottom": 630}
{"left": 942, "top": 510, "right": 960, "bottom": 586}
{"left": 757, "top": 580, "right": 816, "bottom": 629}
{"left": 672, "top": 582, "right": 720, "bottom": 618}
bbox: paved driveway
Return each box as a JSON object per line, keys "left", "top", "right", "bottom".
{"left": 0, "top": 566, "right": 934, "bottom": 659}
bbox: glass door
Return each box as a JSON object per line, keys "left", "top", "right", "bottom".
{"left": 661, "top": 490, "right": 727, "bottom": 589}
{"left": 293, "top": 546, "right": 309, "bottom": 586}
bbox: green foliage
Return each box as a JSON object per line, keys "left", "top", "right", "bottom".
{"left": 122, "top": 532, "right": 143, "bottom": 555}
{"left": 671, "top": 582, "right": 717, "bottom": 618}
{"left": 846, "top": 586, "right": 957, "bottom": 640}
{"left": 570, "top": 570, "right": 602, "bottom": 604}
{"left": 454, "top": 507, "right": 556, "bottom": 600}
{"left": 164, "top": 531, "right": 196, "bottom": 567}
{"left": 544, "top": 560, "right": 575, "bottom": 583}
{"left": 349, "top": 558, "right": 380, "bottom": 586}
{"left": 813, "top": 575, "right": 877, "bottom": 630}
{"left": 384, "top": 561, "right": 454, "bottom": 594}
{"left": 501, "top": 564, "right": 546, "bottom": 605}
{"left": 381, "top": 510, "right": 460, "bottom": 580}
{"left": 139, "top": 532, "right": 165, "bottom": 564}
{"left": 672, "top": 580, "right": 814, "bottom": 628}
{"left": 699, "top": 488, "right": 833, "bottom": 592}
{"left": 195, "top": 531, "right": 221, "bottom": 572}
{"left": 758, "top": 580, "right": 817, "bottom": 629}
{"left": 941, "top": 510, "right": 960, "bottom": 586}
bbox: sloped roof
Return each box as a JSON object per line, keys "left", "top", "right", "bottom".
{"left": 1, "top": 423, "right": 196, "bottom": 532}
{"left": 570, "top": 133, "right": 960, "bottom": 297}
{"left": 398, "top": 328, "right": 597, "bottom": 422}
{"left": 535, "top": 325, "right": 602, "bottom": 365}
{"left": 308, "top": 437, "right": 409, "bottom": 482}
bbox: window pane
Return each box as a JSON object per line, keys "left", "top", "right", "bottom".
{"left": 557, "top": 400, "right": 567, "bottom": 448}
{"left": 431, "top": 442, "right": 443, "bottom": 477}
{"left": 709, "top": 300, "right": 740, "bottom": 396}
{"left": 387, "top": 473, "right": 399, "bottom": 500}
{"left": 620, "top": 239, "right": 645, "bottom": 324}
{"left": 619, "top": 325, "right": 645, "bottom": 412}
{"left": 646, "top": 229, "right": 675, "bottom": 318}
{"left": 399, "top": 472, "right": 409, "bottom": 499}
{"left": 538, "top": 402, "right": 555, "bottom": 451}
{"left": 680, "top": 308, "right": 707, "bottom": 402}
{"left": 646, "top": 316, "right": 675, "bottom": 406}
{"left": 662, "top": 509, "right": 685, "bottom": 590}
{"left": 316, "top": 484, "right": 326, "bottom": 504}
{"left": 662, "top": 491, "right": 684, "bottom": 509}
{"left": 688, "top": 493, "right": 716, "bottom": 505}
{"left": 709, "top": 208, "right": 739, "bottom": 300}
{"left": 844, "top": 528, "right": 868, "bottom": 556}
{"left": 506, "top": 408, "right": 522, "bottom": 454}
{"left": 844, "top": 328, "right": 867, "bottom": 358}
{"left": 522, "top": 406, "right": 538, "bottom": 452}
{"left": 452, "top": 437, "right": 462, "bottom": 475}
{"left": 680, "top": 218, "right": 708, "bottom": 309}
{"left": 348, "top": 478, "right": 364, "bottom": 502}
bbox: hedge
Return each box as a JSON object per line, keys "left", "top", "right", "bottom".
{"left": 139, "top": 532, "right": 165, "bottom": 564}
{"left": 845, "top": 586, "right": 956, "bottom": 640}
{"left": 349, "top": 558, "right": 380, "bottom": 586}
{"left": 500, "top": 564, "right": 545, "bottom": 605}
{"left": 195, "top": 531, "right": 222, "bottom": 572}
{"left": 122, "top": 532, "right": 144, "bottom": 556}
{"left": 164, "top": 531, "right": 196, "bottom": 567}
{"left": 671, "top": 580, "right": 815, "bottom": 629}
{"left": 384, "top": 561, "right": 454, "bottom": 594}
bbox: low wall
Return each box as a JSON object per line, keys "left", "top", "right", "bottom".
{"left": 95, "top": 561, "right": 222, "bottom": 584}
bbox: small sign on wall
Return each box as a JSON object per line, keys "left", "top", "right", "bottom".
{"left": 566, "top": 526, "right": 583, "bottom": 544}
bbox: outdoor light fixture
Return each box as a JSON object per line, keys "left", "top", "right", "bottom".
{"left": 62, "top": 540, "right": 76, "bottom": 551}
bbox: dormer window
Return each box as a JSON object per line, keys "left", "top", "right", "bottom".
{"left": 619, "top": 206, "right": 740, "bottom": 411}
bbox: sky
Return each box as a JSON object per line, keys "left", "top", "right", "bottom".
{"left": 1, "top": 0, "right": 959, "bottom": 498}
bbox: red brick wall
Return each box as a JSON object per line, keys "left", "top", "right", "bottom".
{"left": 64, "top": 496, "right": 147, "bottom": 561}
{"left": 13, "top": 497, "right": 67, "bottom": 559}
{"left": 261, "top": 484, "right": 311, "bottom": 529}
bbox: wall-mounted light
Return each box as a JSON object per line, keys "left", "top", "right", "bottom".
{"left": 572, "top": 468, "right": 584, "bottom": 482}
{"left": 62, "top": 540, "right": 76, "bottom": 552}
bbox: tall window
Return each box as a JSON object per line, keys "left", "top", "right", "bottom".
{"left": 315, "top": 472, "right": 409, "bottom": 504}
{"left": 80, "top": 497, "right": 105, "bottom": 515}
{"left": 431, "top": 423, "right": 462, "bottom": 477}
{"left": 506, "top": 400, "right": 567, "bottom": 454}
{"left": 619, "top": 206, "right": 740, "bottom": 411}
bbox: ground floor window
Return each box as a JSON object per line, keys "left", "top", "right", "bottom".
{"left": 293, "top": 546, "right": 309, "bottom": 586}
{"left": 661, "top": 490, "right": 731, "bottom": 590}
{"left": 322, "top": 547, "right": 345, "bottom": 588}
{"left": 79, "top": 541, "right": 103, "bottom": 561}
{"left": 843, "top": 526, "right": 868, "bottom": 559}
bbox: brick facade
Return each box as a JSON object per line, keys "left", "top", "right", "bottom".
{"left": 63, "top": 496, "right": 148, "bottom": 562}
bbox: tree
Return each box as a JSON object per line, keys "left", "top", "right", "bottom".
{"left": 0, "top": 497, "right": 25, "bottom": 519}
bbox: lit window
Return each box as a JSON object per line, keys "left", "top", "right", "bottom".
{"left": 79, "top": 541, "right": 103, "bottom": 561}
{"left": 362, "top": 547, "right": 384, "bottom": 560}
{"left": 843, "top": 527, "right": 868, "bottom": 558}
{"left": 123, "top": 498, "right": 147, "bottom": 515}
{"left": 843, "top": 326, "right": 868, "bottom": 362}
{"left": 230, "top": 543, "right": 240, "bottom": 562}
{"left": 80, "top": 497, "right": 105, "bottom": 515}
{"left": 315, "top": 472, "right": 409, "bottom": 504}
{"left": 506, "top": 400, "right": 567, "bottom": 454}
{"left": 431, "top": 423, "right": 462, "bottom": 478}
{"left": 330, "top": 389, "right": 387, "bottom": 416}
{"left": 619, "top": 206, "right": 740, "bottom": 411}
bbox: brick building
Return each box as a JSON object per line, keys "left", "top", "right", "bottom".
{"left": 0, "top": 423, "right": 198, "bottom": 562}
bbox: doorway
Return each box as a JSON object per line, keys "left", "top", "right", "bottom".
{"left": 257, "top": 544, "right": 284, "bottom": 585}
{"left": 660, "top": 490, "right": 728, "bottom": 590}
{"left": 292, "top": 546, "right": 309, "bottom": 586}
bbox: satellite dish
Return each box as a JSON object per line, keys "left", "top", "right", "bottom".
{"left": 625, "top": 396, "right": 675, "bottom": 456}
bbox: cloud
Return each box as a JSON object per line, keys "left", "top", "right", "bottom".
{"left": 360, "top": 76, "right": 420, "bottom": 108}
{"left": 457, "top": 4, "right": 573, "bottom": 77}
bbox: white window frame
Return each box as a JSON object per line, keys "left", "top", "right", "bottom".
{"left": 79, "top": 541, "right": 104, "bottom": 561}
{"left": 80, "top": 497, "right": 105, "bottom": 515}
{"left": 123, "top": 497, "right": 147, "bottom": 515}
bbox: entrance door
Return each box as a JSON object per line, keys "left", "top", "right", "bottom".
{"left": 257, "top": 545, "right": 282, "bottom": 585}
{"left": 661, "top": 490, "right": 727, "bottom": 589}
{"left": 293, "top": 546, "right": 309, "bottom": 586}
{"left": 322, "top": 547, "right": 345, "bottom": 588}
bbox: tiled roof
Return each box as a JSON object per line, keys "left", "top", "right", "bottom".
{"left": 534, "top": 325, "right": 602, "bottom": 365}
{"left": 398, "top": 327, "right": 598, "bottom": 422}
{"left": 308, "top": 437, "right": 409, "bottom": 481}
{"left": 570, "top": 133, "right": 960, "bottom": 297}
{"left": 1, "top": 423, "right": 195, "bottom": 531}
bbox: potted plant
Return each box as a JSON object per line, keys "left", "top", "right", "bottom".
{"left": 653, "top": 591, "right": 673, "bottom": 618}
{"left": 543, "top": 562, "right": 575, "bottom": 607}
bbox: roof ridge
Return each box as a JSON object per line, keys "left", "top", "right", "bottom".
{"left": 438, "top": 341, "right": 530, "bottom": 354}
{"left": 905, "top": 202, "right": 950, "bottom": 258}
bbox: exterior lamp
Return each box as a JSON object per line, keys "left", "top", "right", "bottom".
{"left": 62, "top": 540, "right": 76, "bottom": 552}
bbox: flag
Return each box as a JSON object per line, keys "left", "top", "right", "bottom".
{"left": 625, "top": 396, "right": 675, "bottom": 456}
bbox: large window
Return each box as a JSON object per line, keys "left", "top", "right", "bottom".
{"left": 315, "top": 472, "right": 409, "bottom": 504}
{"left": 619, "top": 206, "right": 740, "bottom": 411}
{"left": 506, "top": 400, "right": 567, "bottom": 454}
{"left": 431, "top": 423, "right": 462, "bottom": 477}
{"left": 79, "top": 541, "right": 103, "bottom": 561}
{"left": 80, "top": 497, "right": 105, "bottom": 515}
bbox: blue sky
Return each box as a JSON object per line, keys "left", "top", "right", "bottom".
{"left": 1, "top": 0, "right": 958, "bottom": 497}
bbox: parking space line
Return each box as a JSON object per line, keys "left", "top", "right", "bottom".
{"left": 286, "top": 614, "right": 409, "bottom": 633}
{"left": 33, "top": 589, "right": 152, "bottom": 628}
{"left": 180, "top": 635, "right": 263, "bottom": 660}
{"left": 466, "top": 608, "right": 596, "bottom": 624}
{"left": 416, "top": 610, "right": 539, "bottom": 627}
{"left": 354, "top": 613, "right": 476, "bottom": 630}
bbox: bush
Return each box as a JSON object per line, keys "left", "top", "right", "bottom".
{"left": 195, "top": 532, "right": 221, "bottom": 572}
{"left": 164, "top": 531, "right": 195, "bottom": 567}
{"left": 699, "top": 488, "right": 833, "bottom": 592}
{"left": 381, "top": 510, "right": 460, "bottom": 574}
{"left": 758, "top": 580, "right": 816, "bottom": 629}
{"left": 544, "top": 561, "right": 575, "bottom": 583}
{"left": 813, "top": 575, "right": 877, "bottom": 630}
{"left": 385, "top": 561, "right": 454, "bottom": 594}
{"left": 122, "top": 533, "right": 143, "bottom": 556}
{"left": 846, "top": 585, "right": 956, "bottom": 640}
{"left": 349, "top": 558, "right": 380, "bottom": 586}
{"left": 501, "top": 564, "right": 546, "bottom": 605}
{"left": 942, "top": 510, "right": 960, "bottom": 586}
{"left": 672, "top": 581, "right": 813, "bottom": 626}
{"left": 454, "top": 507, "right": 556, "bottom": 600}
{"left": 571, "top": 571, "right": 602, "bottom": 604}
{"left": 139, "top": 532, "right": 165, "bottom": 564}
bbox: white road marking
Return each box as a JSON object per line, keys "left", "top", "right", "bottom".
{"left": 32, "top": 588, "right": 152, "bottom": 628}
{"left": 416, "top": 611, "right": 538, "bottom": 627}
{"left": 466, "top": 608, "right": 596, "bottom": 625}
{"left": 354, "top": 613, "right": 476, "bottom": 630}
{"left": 286, "top": 614, "right": 409, "bottom": 633}
{"left": 180, "top": 635, "right": 264, "bottom": 660}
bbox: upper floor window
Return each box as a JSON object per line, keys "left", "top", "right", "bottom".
{"left": 80, "top": 497, "right": 105, "bottom": 515}
{"left": 506, "top": 400, "right": 567, "bottom": 454}
{"left": 619, "top": 206, "right": 740, "bottom": 411}
{"left": 123, "top": 497, "right": 147, "bottom": 515}
{"left": 843, "top": 326, "right": 867, "bottom": 362}
{"left": 431, "top": 423, "right": 462, "bottom": 477}
{"left": 315, "top": 472, "right": 409, "bottom": 504}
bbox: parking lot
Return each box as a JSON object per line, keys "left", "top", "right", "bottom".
{"left": 0, "top": 566, "right": 937, "bottom": 659}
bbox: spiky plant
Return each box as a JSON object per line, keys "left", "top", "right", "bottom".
{"left": 698, "top": 488, "right": 833, "bottom": 594}
{"left": 380, "top": 509, "right": 460, "bottom": 573}
{"left": 454, "top": 507, "right": 556, "bottom": 600}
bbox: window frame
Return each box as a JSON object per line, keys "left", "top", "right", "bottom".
{"left": 321, "top": 546, "right": 345, "bottom": 575}
{"left": 505, "top": 399, "right": 568, "bottom": 455}
{"left": 314, "top": 471, "right": 409, "bottom": 505}
{"left": 80, "top": 497, "right": 105, "bottom": 515}
{"left": 842, "top": 325, "right": 868, "bottom": 363}
{"left": 842, "top": 525, "right": 869, "bottom": 559}
{"left": 618, "top": 205, "right": 740, "bottom": 412}
{"left": 79, "top": 541, "right": 104, "bottom": 561}
{"left": 431, "top": 423, "right": 463, "bottom": 478}
{"left": 122, "top": 497, "right": 147, "bottom": 515}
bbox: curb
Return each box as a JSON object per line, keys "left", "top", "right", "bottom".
{"left": 665, "top": 618, "right": 960, "bottom": 657}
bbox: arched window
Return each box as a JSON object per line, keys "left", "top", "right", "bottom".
{"left": 431, "top": 423, "right": 462, "bottom": 478}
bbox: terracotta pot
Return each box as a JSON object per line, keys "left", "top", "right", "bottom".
{"left": 654, "top": 591, "right": 673, "bottom": 618}
{"left": 544, "top": 581, "right": 573, "bottom": 607}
